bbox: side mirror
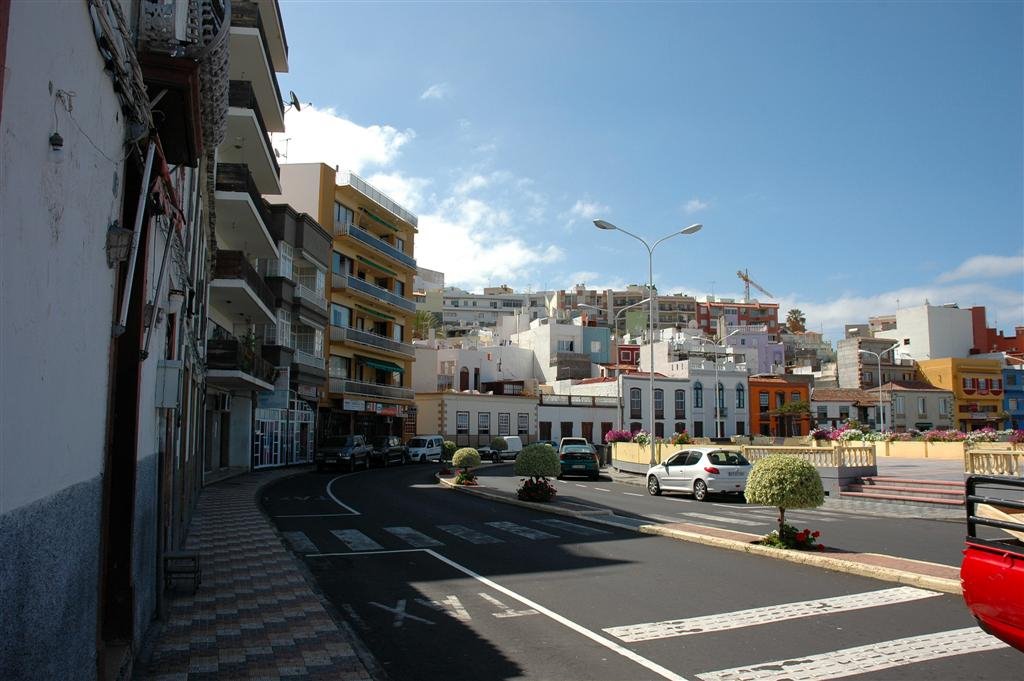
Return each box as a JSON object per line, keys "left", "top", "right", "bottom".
{"left": 663, "top": 461, "right": 669, "bottom": 468}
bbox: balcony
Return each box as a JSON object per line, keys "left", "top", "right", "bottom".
{"left": 208, "top": 250, "right": 276, "bottom": 324}
{"left": 214, "top": 164, "right": 277, "bottom": 257}
{"left": 329, "top": 378, "right": 414, "bottom": 402}
{"left": 329, "top": 325, "right": 415, "bottom": 359}
{"left": 549, "top": 351, "right": 593, "bottom": 368}
{"left": 347, "top": 275, "right": 416, "bottom": 313}
{"left": 338, "top": 222, "right": 416, "bottom": 269}
{"left": 293, "top": 349, "right": 324, "bottom": 370}
{"left": 229, "top": 1, "right": 284, "bottom": 132}
{"left": 255, "top": 0, "right": 288, "bottom": 72}
{"left": 338, "top": 171, "right": 418, "bottom": 229}
{"left": 206, "top": 338, "right": 276, "bottom": 391}
{"left": 221, "top": 80, "right": 280, "bottom": 194}
{"left": 539, "top": 394, "right": 619, "bottom": 408}
{"left": 294, "top": 282, "right": 328, "bottom": 313}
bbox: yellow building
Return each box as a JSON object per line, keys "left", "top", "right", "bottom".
{"left": 916, "top": 358, "right": 1005, "bottom": 431}
{"left": 278, "top": 163, "right": 417, "bottom": 438}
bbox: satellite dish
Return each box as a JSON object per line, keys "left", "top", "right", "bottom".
{"left": 288, "top": 90, "right": 301, "bottom": 112}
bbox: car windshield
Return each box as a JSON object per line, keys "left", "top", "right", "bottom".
{"left": 322, "top": 436, "right": 355, "bottom": 447}
{"left": 408, "top": 438, "right": 427, "bottom": 448}
{"left": 706, "top": 451, "right": 750, "bottom": 466}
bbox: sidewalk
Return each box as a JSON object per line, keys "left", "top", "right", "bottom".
{"left": 134, "top": 468, "right": 377, "bottom": 681}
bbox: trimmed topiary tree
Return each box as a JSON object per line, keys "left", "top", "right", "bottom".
{"left": 745, "top": 454, "right": 825, "bottom": 538}
{"left": 491, "top": 436, "right": 508, "bottom": 453}
{"left": 442, "top": 440, "right": 458, "bottom": 462}
{"left": 514, "top": 443, "right": 560, "bottom": 501}
{"left": 452, "top": 447, "right": 481, "bottom": 485}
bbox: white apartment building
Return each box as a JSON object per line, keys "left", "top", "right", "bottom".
{"left": 873, "top": 303, "right": 976, "bottom": 360}
{"left": 511, "top": 317, "right": 611, "bottom": 384}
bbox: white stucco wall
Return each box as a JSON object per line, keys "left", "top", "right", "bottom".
{"left": 276, "top": 163, "right": 326, "bottom": 216}
{"left": 0, "top": 1, "right": 128, "bottom": 513}
{"left": 875, "top": 304, "right": 974, "bottom": 360}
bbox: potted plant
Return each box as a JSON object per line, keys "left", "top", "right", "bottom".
{"left": 514, "top": 443, "right": 560, "bottom": 502}
{"left": 745, "top": 454, "right": 826, "bottom": 551}
{"left": 452, "top": 447, "right": 481, "bottom": 485}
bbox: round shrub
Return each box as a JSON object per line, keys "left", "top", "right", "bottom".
{"left": 514, "top": 443, "right": 560, "bottom": 480}
{"left": 442, "top": 440, "right": 458, "bottom": 461}
{"left": 452, "top": 447, "right": 481, "bottom": 471}
{"left": 745, "top": 455, "right": 825, "bottom": 537}
{"left": 491, "top": 436, "right": 508, "bottom": 452}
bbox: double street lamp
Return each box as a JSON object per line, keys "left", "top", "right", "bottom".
{"left": 858, "top": 341, "right": 901, "bottom": 432}
{"left": 577, "top": 297, "right": 651, "bottom": 430}
{"left": 595, "top": 219, "right": 703, "bottom": 464}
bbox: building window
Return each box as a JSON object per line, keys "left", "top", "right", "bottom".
{"left": 395, "top": 236, "right": 405, "bottom": 253}
{"left": 674, "top": 422, "right": 686, "bottom": 435}
{"left": 776, "top": 392, "right": 785, "bottom": 408}
{"left": 328, "top": 355, "right": 350, "bottom": 379}
{"left": 918, "top": 397, "right": 927, "bottom": 416}
{"left": 717, "top": 383, "right": 725, "bottom": 409}
{"left": 791, "top": 392, "right": 801, "bottom": 403}
{"left": 478, "top": 413, "right": 490, "bottom": 435}
{"left": 332, "top": 251, "right": 351, "bottom": 277}
{"left": 939, "top": 398, "right": 949, "bottom": 416}
{"left": 557, "top": 339, "right": 575, "bottom": 352}
{"left": 518, "top": 413, "right": 529, "bottom": 435}
{"left": 817, "top": 406, "right": 828, "bottom": 421}
{"left": 630, "top": 421, "right": 642, "bottom": 433}
{"left": 736, "top": 384, "right": 745, "bottom": 409}
{"left": 498, "top": 413, "right": 511, "bottom": 436}
{"left": 394, "top": 280, "right": 406, "bottom": 297}
{"left": 456, "top": 411, "right": 469, "bottom": 435}
{"left": 654, "top": 389, "right": 664, "bottom": 418}
{"left": 560, "top": 421, "right": 573, "bottom": 439}
{"left": 278, "top": 242, "right": 294, "bottom": 281}
{"left": 839, "top": 407, "right": 849, "bottom": 420}
{"left": 674, "top": 389, "right": 686, "bottom": 418}
{"left": 694, "top": 382, "right": 703, "bottom": 408}
{"left": 736, "top": 422, "right": 745, "bottom": 435}
{"left": 334, "top": 201, "right": 353, "bottom": 234}
{"left": 277, "top": 309, "right": 292, "bottom": 347}
{"left": 692, "top": 422, "right": 704, "bottom": 437}
{"left": 863, "top": 371, "right": 873, "bottom": 385}
{"left": 392, "top": 323, "right": 404, "bottom": 342}
{"left": 895, "top": 395, "right": 905, "bottom": 415}
{"left": 331, "top": 304, "right": 351, "bottom": 328}
{"left": 630, "top": 387, "right": 642, "bottom": 418}
{"left": 654, "top": 422, "right": 664, "bottom": 438}
{"left": 759, "top": 391, "right": 769, "bottom": 414}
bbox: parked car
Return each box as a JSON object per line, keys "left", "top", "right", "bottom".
{"left": 370, "top": 435, "right": 408, "bottom": 467}
{"left": 407, "top": 435, "right": 444, "bottom": 463}
{"left": 645, "top": 447, "right": 750, "bottom": 501}
{"left": 557, "top": 443, "right": 601, "bottom": 480}
{"left": 489, "top": 435, "right": 524, "bottom": 462}
{"left": 316, "top": 434, "right": 371, "bottom": 472}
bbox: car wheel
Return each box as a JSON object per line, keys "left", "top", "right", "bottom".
{"left": 419, "top": 453, "right": 426, "bottom": 463}
{"left": 647, "top": 476, "right": 662, "bottom": 496}
{"left": 693, "top": 479, "right": 708, "bottom": 502}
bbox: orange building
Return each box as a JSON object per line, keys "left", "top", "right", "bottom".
{"left": 748, "top": 375, "right": 812, "bottom": 437}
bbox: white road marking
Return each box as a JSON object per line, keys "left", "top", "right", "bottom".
{"left": 282, "top": 531, "right": 318, "bottom": 553}
{"left": 534, "top": 519, "right": 611, "bottom": 536}
{"left": 678, "top": 512, "right": 766, "bottom": 527}
{"left": 273, "top": 513, "right": 358, "bottom": 518}
{"left": 604, "top": 587, "right": 941, "bottom": 642}
{"left": 486, "top": 521, "right": 558, "bottom": 540}
{"left": 384, "top": 526, "right": 444, "bottom": 548}
{"left": 369, "top": 599, "right": 434, "bottom": 627}
{"left": 325, "top": 477, "right": 361, "bottom": 515}
{"left": 696, "top": 627, "right": 1008, "bottom": 681}
{"left": 575, "top": 484, "right": 588, "bottom": 488}
{"left": 425, "top": 550, "right": 689, "bottom": 681}
{"left": 478, "top": 592, "right": 539, "bottom": 618}
{"left": 624, "top": 492, "right": 644, "bottom": 497}
{"left": 416, "top": 595, "right": 472, "bottom": 621}
{"left": 593, "top": 487, "right": 612, "bottom": 492}
{"left": 437, "top": 524, "right": 503, "bottom": 544}
{"left": 331, "top": 529, "right": 383, "bottom": 552}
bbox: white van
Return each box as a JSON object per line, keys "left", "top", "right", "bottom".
{"left": 407, "top": 435, "right": 444, "bottom": 463}
{"left": 490, "top": 435, "right": 524, "bottom": 462}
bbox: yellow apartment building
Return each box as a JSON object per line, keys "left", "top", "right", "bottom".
{"left": 915, "top": 357, "right": 1005, "bottom": 431}
{"left": 277, "top": 163, "right": 418, "bottom": 439}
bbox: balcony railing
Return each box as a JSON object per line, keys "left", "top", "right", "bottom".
{"left": 206, "top": 338, "right": 276, "bottom": 384}
{"left": 347, "top": 275, "right": 416, "bottom": 313}
{"left": 230, "top": 1, "right": 285, "bottom": 121}
{"left": 294, "top": 282, "right": 327, "bottom": 311}
{"left": 293, "top": 349, "right": 324, "bottom": 369}
{"left": 338, "top": 171, "right": 418, "bottom": 228}
{"left": 337, "top": 222, "right": 416, "bottom": 269}
{"left": 539, "top": 394, "right": 619, "bottom": 408}
{"left": 213, "top": 250, "right": 276, "bottom": 312}
{"left": 329, "top": 378, "right": 414, "bottom": 401}
{"left": 216, "top": 163, "right": 271, "bottom": 227}
{"left": 228, "top": 80, "right": 279, "bottom": 175}
{"left": 329, "top": 325, "right": 415, "bottom": 358}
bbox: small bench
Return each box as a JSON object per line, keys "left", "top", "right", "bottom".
{"left": 164, "top": 550, "right": 201, "bottom": 592}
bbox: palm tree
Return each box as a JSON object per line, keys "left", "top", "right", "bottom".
{"left": 412, "top": 310, "right": 440, "bottom": 340}
{"left": 786, "top": 308, "right": 807, "bottom": 333}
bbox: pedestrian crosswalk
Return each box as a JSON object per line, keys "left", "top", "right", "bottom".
{"left": 287, "top": 518, "right": 612, "bottom": 555}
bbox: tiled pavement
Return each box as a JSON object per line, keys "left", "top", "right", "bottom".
{"left": 134, "top": 468, "right": 376, "bottom": 681}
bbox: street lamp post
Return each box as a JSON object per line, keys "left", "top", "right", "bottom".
{"left": 578, "top": 297, "right": 651, "bottom": 430}
{"left": 696, "top": 329, "right": 740, "bottom": 438}
{"left": 858, "top": 341, "right": 901, "bottom": 432}
{"left": 595, "top": 219, "right": 702, "bottom": 464}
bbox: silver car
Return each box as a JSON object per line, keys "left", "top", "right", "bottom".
{"left": 646, "top": 447, "right": 751, "bottom": 501}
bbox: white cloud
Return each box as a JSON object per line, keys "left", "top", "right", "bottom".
{"left": 474, "top": 141, "right": 498, "bottom": 153}
{"left": 364, "top": 172, "right": 431, "bottom": 213}
{"left": 454, "top": 175, "right": 490, "bottom": 194}
{"left": 420, "top": 83, "right": 450, "bottom": 100}
{"left": 570, "top": 199, "right": 610, "bottom": 220}
{"left": 276, "top": 105, "right": 413, "bottom": 175}
{"left": 684, "top": 198, "right": 709, "bottom": 214}
{"left": 937, "top": 253, "right": 1024, "bottom": 283}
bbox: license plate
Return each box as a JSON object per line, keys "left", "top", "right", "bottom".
{"left": 572, "top": 464, "right": 585, "bottom": 469}
{"left": 728, "top": 471, "right": 743, "bottom": 477}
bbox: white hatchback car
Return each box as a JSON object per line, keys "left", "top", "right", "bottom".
{"left": 645, "top": 447, "right": 751, "bottom": 501}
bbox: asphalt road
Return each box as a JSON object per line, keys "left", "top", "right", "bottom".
{"left": 474, "top": 463, "right": 969, "bottom": 567}
{"left": 262, "top": 464, "right": 1019, "bottom": 680}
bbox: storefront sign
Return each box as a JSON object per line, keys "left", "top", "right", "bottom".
{"left": 381, "top": 407, "right": 398, "bottom": 416}
{"left": 343, "top": 399, "right": 366, "bottom": 412}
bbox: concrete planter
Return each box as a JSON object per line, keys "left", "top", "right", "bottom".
{"left": 611, "top": 442, "right": 666, "bottom": 473}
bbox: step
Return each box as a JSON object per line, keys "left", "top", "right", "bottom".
{"left": 859, "top": 477, "right": 963, "bottom": 488}
{"left": 844, "top": 483, "right": 965, "bottom": 498}
{"left": 839, "top": 491, "right": 965, "bottom": 506}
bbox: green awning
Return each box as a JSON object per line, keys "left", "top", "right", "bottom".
{"left": 356, "top": 304, "right": 395, "bottom": 321}
{"left": 359, "top": 207, "right": 399, "bottom": 232}
{"left": 360, "top": 357, "right": 405, "bottom": 373}
{"left": 356, "top": 255, "right": 398, "bottom": 277}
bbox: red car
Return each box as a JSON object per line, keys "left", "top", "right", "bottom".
{"left": 961, "top": 475, "right": 1024, "bottom": 652}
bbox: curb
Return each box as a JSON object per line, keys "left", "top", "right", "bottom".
{"left": 438, "top": 475, "right": 963, "bottom": 596}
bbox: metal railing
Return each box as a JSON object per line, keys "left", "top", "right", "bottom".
{"left": 206, "top": 337, "right": 276, "bottom": 384}
{"left": 212, "top": 250, "right": 276, "bottom": 312}
{"left": 294, "top": 282, "right": 327, "bottom": 311}
{"left": 215, "top": 163, "right": 271, "bottom": 228}
{"left": 228, "top": 80, "right": 279, "bottom": 176}
{"left": 347, "top": 275, "right": 416, "bottom": 312}
{"left": 229, "top": 1, "right": 284, "bottom": 121}
{"left": 293, "top": 349, "right": 323, "bottom": 369}
{"left": 329, "top": 378, "right": 414, "bottom": 401}
{"left": 329, "top": 325, "right": 415, "bottom": 358}
{"left": 338, "top": 171, "right": 418, "bottom": 227}
{"left": 338, "top": 222, "right": 416, "bottom": 269}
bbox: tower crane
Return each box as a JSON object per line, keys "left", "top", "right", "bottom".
{"left": 736, "top": 269, "right": 774, "bottom": 302}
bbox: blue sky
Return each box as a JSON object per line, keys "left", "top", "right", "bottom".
{"left": 273, "top": 1, "right": 1023, "bottom": 341}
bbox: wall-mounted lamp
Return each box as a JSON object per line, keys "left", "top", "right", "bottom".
{"left": 167, "top": 288, "right": 186, "bottom": 313}
{"left": 106, "top": 222, "right": 135, "bottom": 268}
